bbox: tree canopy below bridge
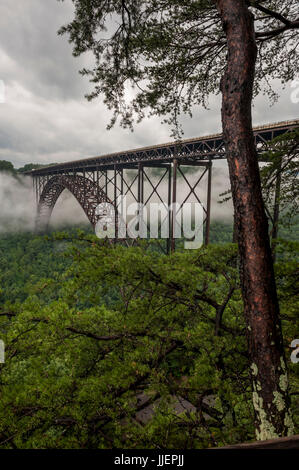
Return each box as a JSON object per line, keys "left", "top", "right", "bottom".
{"left": 57, "top": 0, "right": 299, "bottom": 441}
{"left": 0, "top": 230, "right": 298, "bottom": 448}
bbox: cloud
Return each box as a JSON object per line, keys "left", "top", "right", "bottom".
{"left": 0, "top": 173, "right": 89, "bottom": 233}
{"left": 0, "top": 0, "right": 87, "bottom": 101}
{"left": 0, "top": 173, "right": 35, "bottom": 232}
{"left": 0, "top": 162, "right": 233, "bottom": 235}
{"left": 50, "top": 188, "right": 90, "bottom": 228}
{"left": 0, "top": 0, "right": 298, "bottom": 170}
{"left": 0, "top": 0, "right": 297, "bottom": 231}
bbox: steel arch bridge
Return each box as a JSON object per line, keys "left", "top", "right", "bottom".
{"left": 28, "top": 119, "right": 298, "bottom": 252}
{"left": 35, "top": 174, "right": 112, "bottom": 231}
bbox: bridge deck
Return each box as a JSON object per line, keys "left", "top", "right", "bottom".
{"left": 28, "top": 119, "right": 298, "bottom": 176}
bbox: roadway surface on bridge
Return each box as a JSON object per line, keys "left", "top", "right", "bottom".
{"left": 27, "top": 119, "right": 299, "bottom": 176}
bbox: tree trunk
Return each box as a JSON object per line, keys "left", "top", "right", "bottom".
{"left": 271, "top": 157, "right": 282, "bottom": 262}
{"left": 232, "top": 211, "right": 238, "bottom": 243}
{"left": 216, "top": 0, "right": 294, "bottom": 439}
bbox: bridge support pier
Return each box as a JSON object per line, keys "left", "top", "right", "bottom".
{"left": 205, "top": 161, "right": 212, "bottom": 246}
{"left": 171, "top": 159, "right": 177, "bottom": 253}
{"left": 32, "top": 159, "right": 213, "bottom": 252}
{"left": 27, "top": 120, "right": 299, "bottom": 246}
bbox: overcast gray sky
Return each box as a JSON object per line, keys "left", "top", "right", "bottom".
{"left": 0, "top": 0, "right": 298, "bottom": 169}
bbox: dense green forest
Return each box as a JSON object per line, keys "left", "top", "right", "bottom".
{"left": 0, "top": 132, "right": 298, "bottom": 448}
{"left": 1, "top": 0, "right": 298, "bottom": 446}
{"left": 0, "top": 130, "right": 298, "bottom": 447}
{"left": 0, "top": 223, "right": 298, "bottom": 448}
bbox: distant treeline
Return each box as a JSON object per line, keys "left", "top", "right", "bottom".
{"left": 0, "top": 160, "right": 57, "bottom": 174}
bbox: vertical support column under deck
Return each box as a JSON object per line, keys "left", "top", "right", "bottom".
{"left": 205, "top": 160, "right": 212, "bottom": 246}
{"left": 137, "top": 163, "right": 144, "bottom": 237}
{"left": 114, "top": 165, "right": 118, "bottom": 241}
{"left": 34, "top": 176, "right": 38, "bottom": 205}
{"left": 120, "top": 168, "right": 124, "bottom": 197}
{"left": 171, "top": 159, "right": 177, "bottom": 253}
{"left": 138, "top": 163, "right": 144, "bottom": 204}
{"left": 119, "top": 168, "right": 124, "bottom": 227}
{"left": 167, "top": 164, "right": 172, "bottom": 255}
{"left": 37, "top": 176, "right": 41, "bottom": 204}
{"left": 96, "top": 167, "right": 99, "bottom": 197}
{"left": 83, "top": 169, "right": 86, "bottom": 203}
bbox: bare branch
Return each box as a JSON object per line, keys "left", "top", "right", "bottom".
{"left": 256, "top": 19, "right": 299, "bottom": 40}
{"left": 250, "top": 2, "right": 292, "bottom": 26}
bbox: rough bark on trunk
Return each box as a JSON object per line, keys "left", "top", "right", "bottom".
{"left": 232, "top": 211, "right": 238, "bottom": 243}
{"left": 216, "top": 0, "right": 294, "bottom": 439}
{"left": 271, "top": 158, "right": 282, "bottom": 262}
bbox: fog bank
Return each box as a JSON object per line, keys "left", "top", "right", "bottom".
{"left": 0, "top": 162, "right": 233, "bottom": 234}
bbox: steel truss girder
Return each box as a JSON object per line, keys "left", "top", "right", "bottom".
{"left": 34, "top": 160, "right": 212, "bottom": 253}
{"left": 30, "top": 119, "right": 298, "bottom": 250}
{"left": 28, "top": 120, "right": 298, "bottom": 177}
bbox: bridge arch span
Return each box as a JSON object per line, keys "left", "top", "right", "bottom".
{"left": 36, "top": 174, "right": 111, "bottom": 231}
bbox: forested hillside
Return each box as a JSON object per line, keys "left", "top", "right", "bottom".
{"left": 0, "top": 224, "right": 298, "bottom": 448}
{"left": 0, "top": 0, "right": 298, "bottom": 450}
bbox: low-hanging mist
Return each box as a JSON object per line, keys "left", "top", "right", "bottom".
{"left": 0, "top": 161, "right": 233, "bottom": 234}
{"left": 0, "top": 172, "right": 88, "bottom": 233}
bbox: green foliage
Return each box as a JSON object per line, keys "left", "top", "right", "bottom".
{"left": 0, "top": 229, "right": 297, "bottom": 448}
{"left": 219, "top": 129, "right": 299, "bottom": 240}
{"left": 17, "top": 164, "right": 44, "bottom": 173}
{"left": 17, "top": 163, "right": 58, "bottom": 173}
{"left": 57, "top": 0, "right": 299, "bottom": 134}
{"left": 260, "top": 129, "right": 299, "bottom": 228}
{"left": 209, "top": 221, "right": 233, "bottom": 244}
{"left": 0, "top": 160, "right": 15, "bottom": 174}
{"left": 0, "top": 230, "right": 80, "bottom": 305}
